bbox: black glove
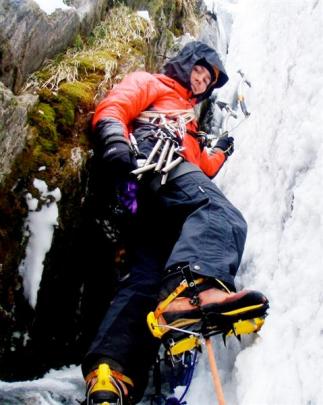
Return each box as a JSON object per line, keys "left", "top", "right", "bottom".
{"left": 215, "top": 136, "right": 234, "bottom": 157}
{"left": 102, "top": 141, "right": 139, "bottom": 215}
{"left": 95, "top": 119, "right": 138, "bottom": 175}
{"left": 103, "top": 140, "right": 138, "bottom": 176}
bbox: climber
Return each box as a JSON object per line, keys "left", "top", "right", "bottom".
{"left": 82, "top": 40, "right": 269, "bottom": 405}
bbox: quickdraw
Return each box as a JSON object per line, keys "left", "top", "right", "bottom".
{"left": 130, "top": 109, "right": 198, "bottom": 184}
{"left": 131, "top": 124, "right": 185, "bottom": 184}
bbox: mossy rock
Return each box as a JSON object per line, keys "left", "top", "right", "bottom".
{"left": 38, "top": 89, "right": 75, "bottom": 133}
{"left": 59, "top": 81, "right": 96, "bottom": 110}
{"left": 53, "top": 95, "right": 75, "bottom": 131}
{"left": 28, "top": 102, "right": 58, "bottom": 142}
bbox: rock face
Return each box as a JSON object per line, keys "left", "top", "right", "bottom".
{"left": 0, "top": 0, "right": 107, "bottom": 94}
{"left": 71, "top": 0, "right": 107, "bottom": 35}
{"left": 0, "top": 82, "right": 37, "bottom": 183}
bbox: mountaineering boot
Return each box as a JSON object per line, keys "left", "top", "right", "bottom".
{"left": 147, "top": 265, "right": 269, "bottom": 343}
{"left": 85, "top": 363, "right": 134, "bottom": 405}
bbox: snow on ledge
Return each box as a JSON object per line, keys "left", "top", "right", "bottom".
{"left": 33, "top": 0, "right": 74, "bottom": 15}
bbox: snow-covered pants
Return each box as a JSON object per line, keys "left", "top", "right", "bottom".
{"left": 82, "top": 169, "right": 247, "bottom": 401}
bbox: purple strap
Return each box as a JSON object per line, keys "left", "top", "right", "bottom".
{"left": 117, "top": 180, "right": 138, "bottom": 214}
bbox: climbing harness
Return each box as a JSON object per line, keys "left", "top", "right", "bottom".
{"left": 136, "top": 109, "right": 196, "bottom": 128}
{"left": 130, "top": 107, "right": 204, "bottom": 186}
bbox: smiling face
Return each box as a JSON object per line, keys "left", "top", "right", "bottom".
{"left": 190, "top": 65, "right": 212, "bottom": 95}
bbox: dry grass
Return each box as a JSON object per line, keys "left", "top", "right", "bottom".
{"left": 24, "top": 6, "right": 155, "bottom": 92}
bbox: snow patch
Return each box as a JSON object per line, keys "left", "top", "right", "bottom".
{"left": 0, "top": 365, "right": 84, "bottom": 404}
{"left": 19, "top": 179, "right": 61, "bottom": 309}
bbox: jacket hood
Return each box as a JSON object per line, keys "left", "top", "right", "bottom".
{"left": 162, "top": 41, "right": 229, "bottom": 102}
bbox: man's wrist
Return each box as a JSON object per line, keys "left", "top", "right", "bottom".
{"left": 104, "top": 135, "right": 129, "bottom": 148}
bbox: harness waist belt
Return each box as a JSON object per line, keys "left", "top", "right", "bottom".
{"left": 149, "top": 161, "right": 201, "bottom": 192}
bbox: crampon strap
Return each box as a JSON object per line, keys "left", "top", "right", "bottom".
{"left": 147, "top": 277, "right": 204, "bottom": 339}
{"left": 85, "top": 368, "right": 134, "bottom": 387}
{"left": 84, "top": 364, "right": 134, "bottom": 405}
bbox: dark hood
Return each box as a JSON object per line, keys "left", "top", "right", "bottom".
{"left": 162, "top": 41, "right": 229, "bottom": 102}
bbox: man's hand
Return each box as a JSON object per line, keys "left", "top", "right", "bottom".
{"left": 95, "top": 119, "right": 139, "bottom": 213}
{"left": 95, "top": 118, "right": 138, "bottom": 175}
{"left": 214, "top": 136, "right": 234, "bottom": 157}
{"left": 103, "top": 141, "right": 138, "bottom": 175}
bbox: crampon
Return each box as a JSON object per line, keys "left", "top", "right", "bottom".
{"left": 84, "top": 363, "right": 134, "bottom": 405}
{"left": 147, "top": 276, "right": 269, "bottom": 404}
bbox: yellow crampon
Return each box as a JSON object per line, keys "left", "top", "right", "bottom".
{"left": 86, "top": 363, "right": 134, "bottom": 405}
{"left": 90, "top": 364, "right": 118, "bottom": 398}
{"left": 147, "top": 277, "right": 266, "bottom": 341}
{"left": 164, "top": 316, "right": 266, "bottom": 357}
{"left": 147, "top": 276, "right": 268, "bottom": 358}
{"left": 226, "top": 316, "right": 265, "bottom": 336}
{"left": 167, "top": 335, "right": 202, "bottom": 357}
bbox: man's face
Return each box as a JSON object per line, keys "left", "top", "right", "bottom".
{"left": 190, "top": 65, "right": 211, "bottom": 95}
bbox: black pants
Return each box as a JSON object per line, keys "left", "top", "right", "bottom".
{"left": 82, "top": 170, "right": 247, "bottom": 401}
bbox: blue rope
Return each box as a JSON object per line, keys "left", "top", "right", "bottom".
{"left": 164, "top": 349, "right": 198, "bottom": 405}
{"left": 165, "top": 398, "right": 184, "bottom": 405}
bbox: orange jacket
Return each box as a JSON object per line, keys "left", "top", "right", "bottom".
{"left": 93, "top": 71, "right": 226, "bottom": 178}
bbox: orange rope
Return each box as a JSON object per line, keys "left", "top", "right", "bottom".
{"left": 205, "top": 338, "right": 226, "bottom": 405}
